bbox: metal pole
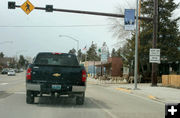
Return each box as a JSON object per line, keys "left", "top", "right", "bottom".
{"left": 94, "top": 60, "right": 95, "bottom": 78}
{"left": 134, "top": 0, "right": 139, "bottom": 89}
{"left": 13, "top": 4, "right": 153, "bottom": 21}
{"left": 138, "top": 0, "right": 141, "bottom": 76}
{"left": 151, "top": 0, "right": 158, "bottom": 86}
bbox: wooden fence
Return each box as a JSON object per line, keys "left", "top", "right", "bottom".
{"left": 162, "top": 75, "right": 180, "bottom": 87}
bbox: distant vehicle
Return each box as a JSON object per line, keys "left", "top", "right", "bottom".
{"left": 15, "top": 69, "right": 20, "bottom": 73}
{"left": 1, "top": 68, "right": 9, "bottom": 74}
{"left": 8, "top": 70, "right": 16, "bottom": 76}
{"left": 26, "top": 52, "right": 87, "bottom": 105}
{"left": 20, "top": 68, "right": 24, "bottom": 72}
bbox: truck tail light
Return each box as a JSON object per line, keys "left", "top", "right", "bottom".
{"left": 82, "top": 70, "right": 86, "bottom": 82}
{"left": 26, "top": 68, "right": 32, "bottom": 80}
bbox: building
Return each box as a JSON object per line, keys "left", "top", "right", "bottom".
{"left": 82, "top": 61, "right": 101, "bottom": 76}
{"left": 95, "top": 57, "right": 123, "bottom": 77}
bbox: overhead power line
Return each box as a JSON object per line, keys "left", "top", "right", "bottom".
{"left": 0, "top": 24, "right": 114, "bottom": 28}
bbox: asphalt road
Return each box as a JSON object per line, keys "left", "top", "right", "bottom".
{"left": 0, "top": 72, "right": 165, "bottom": 118}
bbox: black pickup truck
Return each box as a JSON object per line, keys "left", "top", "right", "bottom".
{"left": 26, "top": 52, "right": 86, "bottom": 105}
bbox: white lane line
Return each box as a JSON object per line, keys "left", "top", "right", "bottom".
{"left": 89, "top": 98, "right": 118, "bottom": 118}
{"left": 0, "top": 83, "right": 8, "bottom": 85}
{"left": 14, "top": 91, "right": 26, "bottom": 94}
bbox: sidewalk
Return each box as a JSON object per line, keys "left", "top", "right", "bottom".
{"left": 87, "top": 77, "right": 180, "bottom": 104}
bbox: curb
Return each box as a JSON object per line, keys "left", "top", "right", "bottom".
{"left": 115, "top": 87, "right": 166, "bottom": 103}
{"left": 88, "top": 79, "right": 174, "bottom": 104}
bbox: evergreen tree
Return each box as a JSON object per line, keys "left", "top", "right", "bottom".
{"left": 18, "top": 55, "right": 26, "bottom": 67}
{"left": 111, "top": 48, "right": 117, "bottom": 57}
{"left": 0, "top": 52, "right": 4, "bottom": 58}
{"left": 68, "top": 48, "right": 76, "bottom": 55}
{"left": 111, "top": 0, "right": 180, "bottom": 75}
{"left": 81, "top": 53, "right": 86, "bottom": 62}
{"left": 86, "top": 43, "right": 100, "bottom": 61}
{"left": 139, "top": 0, "right": 180, "bottom": 73}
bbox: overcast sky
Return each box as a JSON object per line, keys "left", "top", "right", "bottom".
{"left": 0, "top": 0, "right": 179, "bottom": 58}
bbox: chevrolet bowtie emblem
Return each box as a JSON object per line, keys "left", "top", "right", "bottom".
{"left": 52, "top": 73, "right": 61, "bottom": 77}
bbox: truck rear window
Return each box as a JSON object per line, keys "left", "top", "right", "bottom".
{"left": 34, "top": 53, "right": 79, "bottom": 66}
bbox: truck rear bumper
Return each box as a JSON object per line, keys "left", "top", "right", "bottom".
{"left": 26, "top": 83, "right": 41, "bottom": 91}
{"left": 26, "top": 83, "right": 86, "bottom": 92}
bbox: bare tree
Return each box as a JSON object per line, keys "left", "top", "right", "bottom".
{"left": 108, "top": 4, "right": 135, "bottom": 48}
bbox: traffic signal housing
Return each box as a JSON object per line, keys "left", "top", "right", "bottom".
{"left": 8, "top": 2, "right": 16, "bottom": 9}
{"left": 46, "top": 5, "right": 53, "bottom": 12}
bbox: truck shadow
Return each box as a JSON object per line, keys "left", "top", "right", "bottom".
{"left": 34, "top": 96, "right": 110, "bottom": 109}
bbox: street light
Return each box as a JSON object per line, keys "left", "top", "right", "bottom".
{"left": 59, "top": 35, "right": 79, "bottom": 55}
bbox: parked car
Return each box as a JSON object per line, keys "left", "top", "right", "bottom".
{"left": 1, "top": 68, "right": 9, "bottom": 74}
{"left": 26, "top": 52, "right": 87, "bottom": 105}
{"left": 8, "top": 70, "right": 16, "bottom": 76}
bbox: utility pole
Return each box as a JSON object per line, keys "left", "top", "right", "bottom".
{"left": 152, "top": 0, "right": 158, "bottom": 86}
{"left": 138, "top": 0, "right": 141, "bottom": 76}
{"left": 134, "top": 0, "right": 139, "bottom": 89}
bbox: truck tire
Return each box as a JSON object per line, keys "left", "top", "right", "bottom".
{"left": 26, "top": 90, "right": 34, "bottom": 104}
{"left": 76, "top": 93, "right": 85, "bottom": 105}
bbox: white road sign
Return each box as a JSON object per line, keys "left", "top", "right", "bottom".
{"left": 150, "top": 49, "right": 160, "bottom": 56}
{"left": 150, "top": 56, "right": 160, "bottom": 63}
{"left": 149, "top": 48, "right": 160, "bottom": 63}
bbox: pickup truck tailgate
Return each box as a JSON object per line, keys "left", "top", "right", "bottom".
{"left": 31, "top": 65, "right": 82, "bottom": 85}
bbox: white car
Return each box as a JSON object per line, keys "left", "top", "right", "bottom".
{"left": 8, "top": 70, "right": 16, "bottom": 76}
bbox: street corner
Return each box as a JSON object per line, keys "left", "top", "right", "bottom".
{"left": 115, "top": 87, "right": 132, "bottom": 93}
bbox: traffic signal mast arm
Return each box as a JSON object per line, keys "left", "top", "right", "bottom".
{"left": 11, "top": 2, "right": 153, "bottom": 21}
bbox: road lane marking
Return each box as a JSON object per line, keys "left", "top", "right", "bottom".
{"left": 115, "top": 88, "right": 132, "bottom": 93}
{"left": 14, "top": 91, "right": 26, "bottom": 94}
{"left": 0, "top": 83, "right": 8, "bottom": 85}
{"left": 89, "top": 98, "right": 118, "bottom": 118}
{"left": 148, "top": 95, "right": 157, "bottom": 100}
{"left": 115, "top": 87, "right": 164, "bottom": 105}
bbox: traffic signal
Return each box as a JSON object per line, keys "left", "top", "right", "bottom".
{"left": 8, "top": 2, "right": 16, "bottom": 9}
{"left": 46, "top": 5, "right": 53, "bottom": 12}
